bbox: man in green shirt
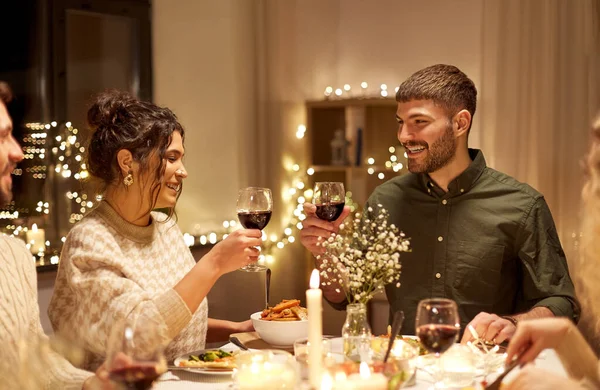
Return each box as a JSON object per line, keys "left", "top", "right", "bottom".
{"left": 300, "top": 64, "right": 579, "bottom": 344}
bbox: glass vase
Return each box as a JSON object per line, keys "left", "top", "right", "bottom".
{"left": 341, "top": 303, "right": 372, "bottom": 362}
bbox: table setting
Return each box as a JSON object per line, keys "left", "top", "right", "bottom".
{"left": 114, "top": 182, "right": 569, "bottom": 389}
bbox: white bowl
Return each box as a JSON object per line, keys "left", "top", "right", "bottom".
{"left": 250, "top": 311, "right": 309, "bottom": 347}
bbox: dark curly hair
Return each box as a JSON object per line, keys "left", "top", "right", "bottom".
{"left": 396, "top": 64, "right": 477, "bottom": 133}
{"left": 86, "top": 90, "right": 184, "bottom": 216}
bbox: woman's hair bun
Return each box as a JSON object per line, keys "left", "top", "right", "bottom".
{"left": 87, "top": 90, "right": 135, "bottom": 130}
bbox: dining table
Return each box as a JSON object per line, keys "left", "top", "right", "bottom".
{"left": 152, "top": 339, "right": 568, "bottom": 390}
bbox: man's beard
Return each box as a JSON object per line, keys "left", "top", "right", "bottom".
{"left": 405, "top": 123, "right": 456, "bottom": 174}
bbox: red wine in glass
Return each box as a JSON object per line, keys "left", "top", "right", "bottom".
{"left": 313, "top": 182, "right": 345, "bottom": 222}
{"left": 315, "top": 202, "right": 345, "bottom": 222}
{"left": 237, "top": 210, "right": 272, "bottom": 230}
{"left": 416, "top": 324, "right": 459, "bottom": 354}
{"left": 109, "top": 362, "right": 162, "bottom": 390}
{"left": 236, "top": 187, "right": 273, "bottom": 272}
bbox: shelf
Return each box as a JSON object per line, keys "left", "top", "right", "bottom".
{"left": 306, "top": 97, "right": 397, "bottom": 109}
{"left": 310, "top": 165, "right": 395, "bottom": 173}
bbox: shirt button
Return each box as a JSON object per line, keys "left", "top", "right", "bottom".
{"left": 442, "top": 199, "right": 448, "bottom": 205}
{"left": 435, "top": 273, "right": 441, "bottom": 279}
{"left": 437, "top": 236, "right": 443, "bottom": 242}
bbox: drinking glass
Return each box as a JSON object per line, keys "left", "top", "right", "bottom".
{"left": 312, "top": 182, "right": 345, "bottom": 222}
{"left": 237, "top": 187, "right": 273, "bottom": 272}
{"left": 234, "top": 349, "right": 298, "bottom": 389}
{"left": 415, "top": 298, "right": 460, "bottom": 388}
{"left": 106, "top": 318, "right": 167, "bottom": 390}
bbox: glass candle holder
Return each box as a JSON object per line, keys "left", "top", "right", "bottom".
{"left": 234, "top": 350, "right": 299, "bottom": 390}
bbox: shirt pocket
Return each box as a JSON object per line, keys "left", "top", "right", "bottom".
{"left": 452, "top": 240, "right": 505, "bottom": 306}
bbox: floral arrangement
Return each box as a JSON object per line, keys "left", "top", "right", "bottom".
{"left": 316, "top": 204, "right": 410, "bottom": 305}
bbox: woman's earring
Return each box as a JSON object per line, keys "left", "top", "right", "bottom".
{"left": 123, "top": 170, "right": 134, "bottom": 187}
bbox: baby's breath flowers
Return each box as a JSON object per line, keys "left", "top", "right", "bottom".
{"left": 316, "top": 204, "right": 410, "bottom": 305}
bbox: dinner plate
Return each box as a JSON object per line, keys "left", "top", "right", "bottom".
{"left": 173, "top": 348, "right": 238, "bottom": 376}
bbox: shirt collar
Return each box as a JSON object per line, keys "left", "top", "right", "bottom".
{"left": 419, "top": 148, "right": 487, "bottom": 196}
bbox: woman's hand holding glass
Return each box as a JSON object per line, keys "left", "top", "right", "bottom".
{"left": 210, "top": 229, "right": 262, "bottom": 275}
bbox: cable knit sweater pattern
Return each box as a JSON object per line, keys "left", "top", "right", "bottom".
{"left": 0, "top": 235, "right": 92, "bottom": 390}
{"left": 48, "top": 201, "right": 208, "bottom": 370}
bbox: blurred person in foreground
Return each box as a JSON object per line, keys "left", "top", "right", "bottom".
{"left": 0, "top": 81, "right": 121, "bottom": 389}
{"left": 504, "top": 115, "right": 600, "bottom": 390}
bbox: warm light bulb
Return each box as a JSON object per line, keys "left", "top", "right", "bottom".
{"left": 389, "top": 146, "right": 396, "bottom": 153}
{"left": 343, "top": 84, "right": 351, "bottom": 91}
{"left": 325, "top": 86, "right": 333, "bottom": 94}
{"left": 368, "top": 168, "right": 375, "bottom": 175}
{"left": 378, "top": 172, "right": 385, "bottom": 179}
{"left": 334, "top": 88, "right": 343, "bottom": 96}
{"left": 381, "top": 90, "right": 388, "bottom": 97}
{"left": 309, "top": 269, "right": 320, "bottom": 289}
{"left": 360, "top": 81, "right": 368, "bottom": 89}
{"left": 367, "top": 157, "right": 375, "bottom": 165}
{"left": 307, "top": 168, "right": 315, "bottom": 175}
{"left": 292, "top": 164, "right": 300, "bottom": 172}
{"left": 380, "top": 84, "right": 388, "bottom": 91}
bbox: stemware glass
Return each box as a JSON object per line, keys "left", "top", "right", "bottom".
{"left": 312, "top": 182, "right": 345, "bottom": 222}
{"left": 236, "top": 187, "right": 273, "bottom": 272}
{"left": 106, "top": 318, "right": 167, "bottom": 390}
{"left": 415, "top": 298, "right": 460, "bottom": 388}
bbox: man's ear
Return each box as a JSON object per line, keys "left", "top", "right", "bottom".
{"left": 454, "top": 109, "right": 472, "bottom": 138}
{"left": 116, "top": 149, "right": 134, "bottom": 176}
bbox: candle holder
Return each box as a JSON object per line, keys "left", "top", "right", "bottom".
{"left": 234, "top": 350, "right": 299, "bottom": 390}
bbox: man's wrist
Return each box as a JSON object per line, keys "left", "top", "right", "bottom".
{"left": 501, "top": 315, "right": 518, "bottom": 327}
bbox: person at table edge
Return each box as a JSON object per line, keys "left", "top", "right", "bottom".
{"left": 300, "top": 64, "right": 579, "bottom": 343}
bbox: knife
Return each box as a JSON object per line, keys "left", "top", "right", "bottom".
{"left": 485, "top": 356, "right": 520, "bottom": 390}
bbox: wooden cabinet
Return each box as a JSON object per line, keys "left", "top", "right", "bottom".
{"left": 305, "top": 98, "right": 406, "bottom": 207}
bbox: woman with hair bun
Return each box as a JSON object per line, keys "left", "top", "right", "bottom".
{"left": 49, "top": 90, "right": 260, "bottom": 369}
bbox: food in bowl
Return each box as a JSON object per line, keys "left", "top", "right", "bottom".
{"left": 260, "top": 299, "right": 308, "bottom": 321}
{"left": 251, "top": 299, "right": 309, "bottom": 346}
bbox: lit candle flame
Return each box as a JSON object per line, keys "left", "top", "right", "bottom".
{"left": 309, "top": 269, "right": 320, "bottom": 289}
{"left": 359, "top": 361, "right": 371, "bottom": 379}
{"left": 31, "top": 224, "right": 38, "bottom": 232}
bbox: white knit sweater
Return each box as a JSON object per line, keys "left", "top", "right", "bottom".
{"left": 49, "top": 201, "right": 208, "bottom": 370}
{"left": 0, "top": 235, "right": 92, "bottom": 390}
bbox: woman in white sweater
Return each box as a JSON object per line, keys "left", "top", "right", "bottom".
{"left": 49, "top": 90, "right": 262, "bottom": 369}
{"left": 504, "top": 115, "right": 600, "bottom": 390}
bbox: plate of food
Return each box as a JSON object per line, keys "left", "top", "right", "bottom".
{"left": 173, "top": 348, "right": 239, "bottom": 375}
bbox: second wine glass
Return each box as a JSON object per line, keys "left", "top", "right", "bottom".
{"left": 237, "top": 187, "right": 273, "bottom": 272}
{"left": 415, "top": 298, "right": 460, "bottom": 388}
{"left": 312, "top": 182, "right": 345, "bottom": 222}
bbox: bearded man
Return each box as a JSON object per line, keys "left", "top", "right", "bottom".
{"left": 300, "top": 64, "right": 579, "bottom": 344}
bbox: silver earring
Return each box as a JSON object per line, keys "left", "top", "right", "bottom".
{"left": 123, "top": 171, "right": 133, "bottom": 187}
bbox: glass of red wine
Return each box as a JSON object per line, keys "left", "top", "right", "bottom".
{"left": 237, "top": 187, "right": 273, "bottom": 272}
{"left": 415, "top": 298, "right": 460, "bottom": 388}
{"left": 107, "top": 319, "right": 167, "bottom": 390}
{"left": 312, "top": 182, "right": 345, "bottom": 222}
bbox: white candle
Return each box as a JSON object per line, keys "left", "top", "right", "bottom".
{"left": 306, "top": 269, "right": 323, "bottom": 389}
{"left": 344, "top": 362, "right": 388, "bottom": 390}
{"left": 26, "top": 224, "right": 45, "bottom": 255}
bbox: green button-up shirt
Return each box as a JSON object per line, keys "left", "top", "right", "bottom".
{"left": 361, "top": 149, "right": 579, "bottom": 335}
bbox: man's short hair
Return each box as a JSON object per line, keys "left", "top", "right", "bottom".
{"left": 0, "top": 82, "right": 13, "bottom": 104}
{"left": 395, "top": 64, "right": 477, "bottom": 122}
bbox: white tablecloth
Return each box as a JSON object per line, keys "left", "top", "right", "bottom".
{"left": 153, "top": 342, "right": 567, "bottom": 390}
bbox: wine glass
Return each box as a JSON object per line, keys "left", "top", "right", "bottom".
{"left": 415, "top": 298, "right": 460, "bottom": 388}
{"left": 312, "top": 182, "right": 345, "bottom": 221}
{"left": 236, "top": 187, "right": 273, "bottom": 272}
{"left": 106, "top": 319, "right": 167, "bottom": 390}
